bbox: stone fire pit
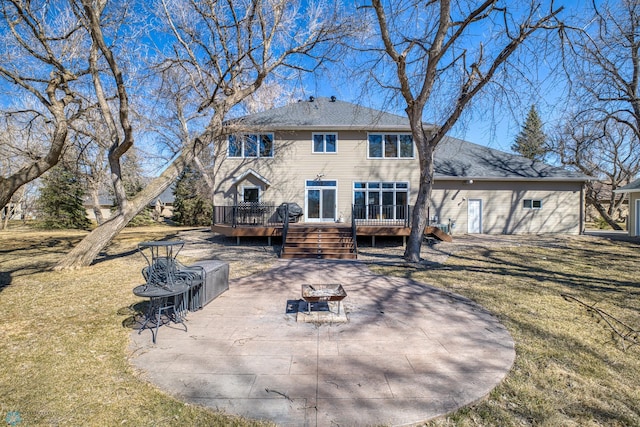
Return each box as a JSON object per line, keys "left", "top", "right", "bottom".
{"left": 298, "top": 284, "right": 348, "bottom": 323}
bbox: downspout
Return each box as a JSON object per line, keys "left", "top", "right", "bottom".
{"left": 580, "top": 182, "right": 586, "bottom": 235}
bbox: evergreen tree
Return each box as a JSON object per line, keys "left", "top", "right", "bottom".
{"left": 172, "top": 166, "right": 212, "bottom": 226}
{"left": 512, "top": 105, "right": 548, "bottom": 161}
{"left": 38, "top": 164, "right": 91, "bottom": 230}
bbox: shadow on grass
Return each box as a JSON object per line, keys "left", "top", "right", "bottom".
{"left": 119, "top": 302, "right": 147, "bottom": 330}
{"left": 422, "top": 239, "right": 640, "bottom": 295}
{"left": 92, "top": 231, "right": 183, "bottom": 265}
{"left": 0, "top": 271, "right": 10, "bottom": 289}
{"left": 93, "top": 248, "right": 141, "bottom": 265}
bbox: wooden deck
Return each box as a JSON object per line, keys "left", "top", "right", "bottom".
{"left": 211, "top": 223, "right": 451, "bottom": 243}
{"left": 211, "top": 224, "right": 282, "bottom": 237}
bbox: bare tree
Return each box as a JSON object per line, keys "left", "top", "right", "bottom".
{"left": 67, "top": 107, "right": 113, "bottom": 225}
{"left": 368, "top": 0, "right": 563, "bottom": 262}
{"left": 54, "top": 0, "right": 352, "bottom": 269}
{"left": 1, "top": 185, "right": 27, "bottom": 229}
{"left": 554, "top": 118, "right": 639, "bottom": 229}
{"left": 0, "top": 0, "right": 90, "bottom": 209}
{"left": 551, "top": 0, "right": 640, "bottom": 228}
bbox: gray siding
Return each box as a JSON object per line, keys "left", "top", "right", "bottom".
{"left": 629, "top": 193, "right": 639, "bottom": 236}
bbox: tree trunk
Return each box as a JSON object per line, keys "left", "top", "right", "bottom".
{"left": 192, "top": 155, "right": 215, "bottom": 194}
{"left": 90, "top": 187, "right": 105, "bottom": 225}
{"left": 404, "top": 140, "right": 435, "bottom": 263}
{"left": 1, "top": 188, "right": 25, "bottom": 230}
{"left": 1, "top": 206, "right": 8, "bottom": 230}
{"left": 588, "top": 197, "right": 623, "bottom": 231}
{"left": 54, "top": 213, "right": 130, "bottom": 269}
{"left": 0, "top": 116, "right": 68, "bottom": 209}
{"left": 54, "top": 148, "right": 196, "bottom": 270}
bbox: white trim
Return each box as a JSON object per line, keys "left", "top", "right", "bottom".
{"left": 227, "top": 133, "right": 274, "bottom": 158}
{"left": 311, "top": 132, "right": 338, "bottom": 154}
{"left": 305, "top": 179, "right": 338, "bottom": 222}
{"left": 232, "top": 168, "right": 271, "bottom": 187}
{"left": 468, "top": 199, "right": 483, "bottom": 233}
{"left": 241, "top": 185, "right": 261, "bottom": 203}
{"left": 352, "top": 181, "right": 410, "bottom": 221}
{"left": 366, "top": 132, "right": 415, "bottom": 159}
{"left": 523, "top": 199, "right": 543, "bottom": 210}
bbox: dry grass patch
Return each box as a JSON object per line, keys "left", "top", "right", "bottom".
{"left": 371, "top": 235, "right": 640, "bottom": 426}
{"left": 2, "top": 226, "right": 639, "bottom": 426}
{"left": 0, "top": 225, "right": 275, "bottom": 426}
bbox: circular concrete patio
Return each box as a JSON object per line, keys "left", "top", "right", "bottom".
{"left": 129, "top": 259, "right": 515, "bottom": 427}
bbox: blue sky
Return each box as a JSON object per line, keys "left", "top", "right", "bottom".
{"left": 304, "top": 0, "right": 594, "bottom": 156}
{"left": 0, "top": 0, "right": 596, "bottom": 167}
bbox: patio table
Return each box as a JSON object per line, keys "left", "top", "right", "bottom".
{"left": 135, "top": 240, "right": 198, "bottom": 342}
{"left": 133, "top": 282, "right": 189, "bottom": 344}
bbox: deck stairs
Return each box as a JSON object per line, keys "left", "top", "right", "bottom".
{"left": 425, "top": 226, "right": 453, "bottom": 242}
{"left": 281, "top": 225, "right": 357, "bottom": 259}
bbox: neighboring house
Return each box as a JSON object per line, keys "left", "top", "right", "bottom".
{"left": 84, "top": 187, "right": 175, "bottom": 222}
{"left": 2, "top": 202, "right": 24, "bottom": 221}
{"left": 212, "top": 96, "right": 589, "bottom": 243}
{"left": 84, "top": 193, "right": 114, "bottom": 222}
{"left": 614, "top": 179, "right": 640, "bottom": 236}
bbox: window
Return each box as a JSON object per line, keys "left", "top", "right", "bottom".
{"left": 306, "top": 180, "right": 337, "bottom": 187}
{"left": 243, "top": 187, "right": 259, "bottom": 203}
{"left": 228, "top": 134, "right": 274, "bottom": 158}
{"left": 523, "top": 199, "right": 542, "bottom": 209}
{"left": 353, "top": 181, "right": 409, "bottom": 220}
{"left": 368, "top": 133, "right": 414, "bottom": 158}
{"left": 313, "top": 133, "right": 337, "bottom": 153}
{"left": 368, "top": 135, "right": 383, "bottom": 158}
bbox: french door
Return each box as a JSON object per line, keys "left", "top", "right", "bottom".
{"left": 306, "top": 180, "right": 337, "bottom": 222}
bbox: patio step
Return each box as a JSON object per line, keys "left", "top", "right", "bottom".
{"left": 281, "top": 226, "right": 357, "bottom": 259}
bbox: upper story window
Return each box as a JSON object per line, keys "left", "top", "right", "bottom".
{"left": 313, "top": 133, "right": 337, "bottom": 153}
{"left": 523, "top": 199, "right": 542, "bottom": 209}
{"left": 368, "top": 133, "right": 414, "bottom": 159}
{"left": 228, "top": 134, "right": 274, "bottom": 158}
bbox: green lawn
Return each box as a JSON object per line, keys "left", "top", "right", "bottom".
{"left": 1, "top": 226, "right": 638, "bottom": 426}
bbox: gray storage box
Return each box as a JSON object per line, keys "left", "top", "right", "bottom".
{"left": 190, "top": 260, "right": 229, "bottom": 307}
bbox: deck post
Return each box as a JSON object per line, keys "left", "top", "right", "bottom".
{"left": 403, "top": 236, "right": 406, "bottom": 246}
{"left": 236, "top": 236, "right": 240, "bottom": 245}
{"left": 371, "top": 235, "right": 375, "bottom": 247}
{"left": 268, "top": 236, "right": 271, "bottom": 246}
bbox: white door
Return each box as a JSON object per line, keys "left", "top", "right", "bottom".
{"left": 468, "top": 199, "right": 482, "bottom": 233}
{"left": 306, "top": 180, "right": 337, "bottom": 222}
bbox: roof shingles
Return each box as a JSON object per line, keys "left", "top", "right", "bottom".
{"left": 230, "top": 97, "right": 589, "bottom": 182}
{"left": 232, "top": 96, "right": 411, "bottom": 130}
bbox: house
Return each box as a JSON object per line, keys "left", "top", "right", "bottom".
{"left": 614, "top": 179, "right": 640, "bottom": 236}
{"left": 212, "top": 97, "right": 589, "bottom": 256}
{"left": 84, "top": 186, "right": 175, "bottom": 222}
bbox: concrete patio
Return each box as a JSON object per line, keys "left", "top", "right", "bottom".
{"left": 129, "top": 259, "right": 515, "bottom": 426}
